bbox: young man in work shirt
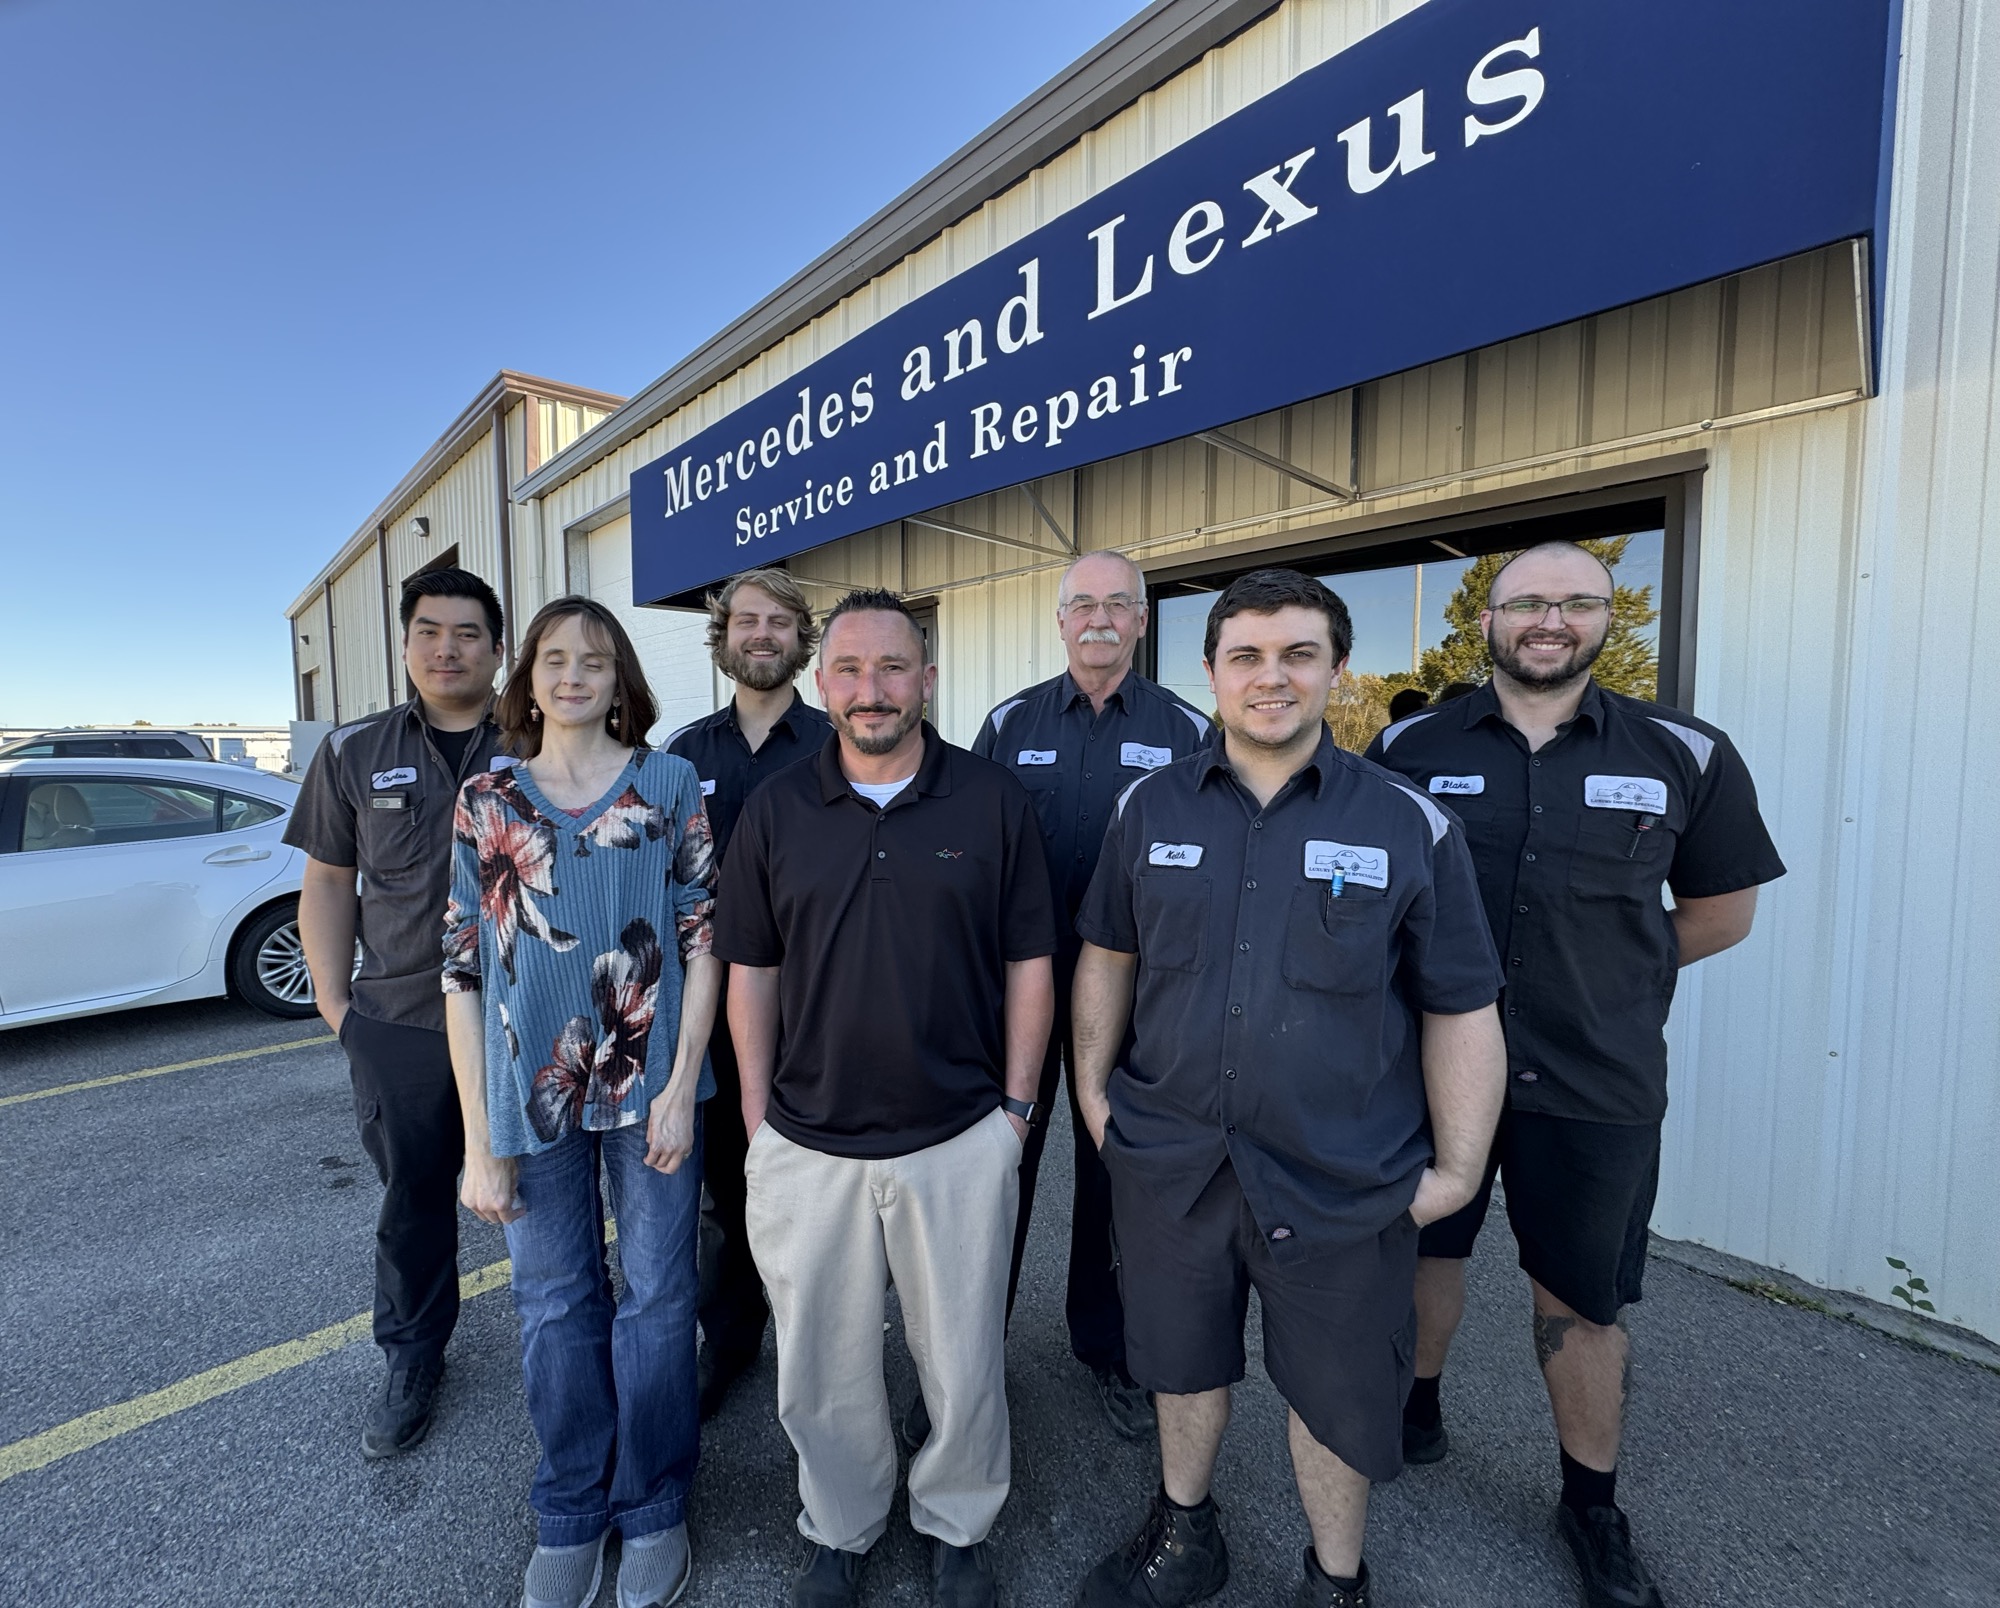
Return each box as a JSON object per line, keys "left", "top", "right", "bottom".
{"left": 1367, "top": 541, "right": 1785, "bottom": 1608}
{"left": 1072, "top": 569, "right": 1507, "bottom": 1608}
{"left": 286, "top": 567, "right": 508, "bottom": 1459}
{"left": 664, "top": 567, "right": 831, "bottom": 1420}
{"left": 963, "top": 550, "right": 1209, "bottom": 1441}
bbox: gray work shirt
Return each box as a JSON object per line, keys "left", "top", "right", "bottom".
{"left": 284, "top": 698, "right": 504, "bottom": 1032}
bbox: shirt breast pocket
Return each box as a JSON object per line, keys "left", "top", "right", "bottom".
{"left": 1569, "top": 811, "right": 1674, "bottom": 901}
{"left": 1136, "top": 872, "right": 1210, "bottom": 973}
{"left": 1281, "top": 885, "right": 1390, "bottom": 997}
{"left": 358, "top": 793, "right": 428, "bottom": 878}
{"left": 1024, "top": 779, "right": 1066, "bottom": 839}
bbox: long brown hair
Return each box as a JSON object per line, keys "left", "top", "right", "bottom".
{"left": 496, "top": 596, "right": 659, "bottom": 758}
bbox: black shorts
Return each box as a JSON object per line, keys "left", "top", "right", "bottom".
{"left": 1418, "top": 1109, "right": 1660, "bottom": 1326}
{"left": 1110, "top": 1157, "right": 1417, "bottom": 1484}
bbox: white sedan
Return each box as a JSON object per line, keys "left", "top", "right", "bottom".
{"left": 0, "top": 756, "right": 318, "bottom": 1028}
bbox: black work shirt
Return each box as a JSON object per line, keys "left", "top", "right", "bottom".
{"left": 972, "top": 670, "right": 1209, "bottom": 964}
{"left": 712, "top": 724, "right": 1058, "bottom": 1159}
{"left": 1366, "top": 681, "right": 1785, "bottom": 1125}
{"left": 665, "top": 691, "right": 832, "bottom": 860}
{"left": 1077, "top": 729, "right": 1502, "bottom": 1254}
{"left": 284, "top": 698, "right": 505, "bottom": 1032}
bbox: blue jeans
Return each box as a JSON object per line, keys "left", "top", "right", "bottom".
{"left": 505, "top": 1114, "right": 702, "bottom": 1546}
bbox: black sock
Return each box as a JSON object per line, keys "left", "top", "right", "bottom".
{"left": 1161, "top": 1487, "right": 1209, "bottom": 1513}
{"left": 1306, "top": 1550, "right": 1366, "bottom": 1592}
{"left": 1403, "top": 1372, "right": 1442, "bottom": 1428}
{"left": 1559, "top": 1448, "right": 1617, "bottom": 1513}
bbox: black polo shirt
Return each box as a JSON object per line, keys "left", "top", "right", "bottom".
{"left": 665, "top": 690, "right": 831, "bottom": 861}
{"left": 972, "top": 669, "right": 1209, "bottom": 963}
{"left": 284, "top": 698, "right": 505, "bottom": 1032}
{"left": 1077, "top": 729, "right": 1502, "bottom": 1255}
{"left": 712, "top": 723, "right": 1058, "bottom": 1159}
{"left": 1366, "top": 681, "right": 1786, "bottom": 1125}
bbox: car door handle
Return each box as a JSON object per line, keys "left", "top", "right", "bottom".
{"left": 203, "top": 845, "right": 273, "bottom": 866}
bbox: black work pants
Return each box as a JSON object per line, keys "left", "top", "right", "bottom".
{"left": 341, "top": 1010, "right": 463, "bottom": 1371}
{"left": 1006, "top": 985, "right": 1126, "bottom": 1372}
{"left": 697, "top": 1021, "right": 769, "bottom": 1363}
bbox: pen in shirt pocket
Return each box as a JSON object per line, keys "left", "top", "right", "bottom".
{"left": 1626, "top": 813, "right": 1660, "bottom": 857}
{"left": 1322, "top": 867, "right": 1346, "bottom": 916}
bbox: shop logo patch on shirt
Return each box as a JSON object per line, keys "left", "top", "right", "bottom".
{"left": 700, "top": 778, "right": 717, "bottom": 795}
{"left": 371, "top": 767, "right": 417, "bottom": 789}
{"left": 1304, "top": 840, "right": 1389, "bottom": 888}
{"left": 1148, "top": 841, "right": 1204, "bottom": 868}
{"left": 1017, "top": 749, "right": 1058, "bottom": 766}
{"left": 1428, "top": 774, "right": 1484, "bottom": 796}
{"left": 1584, "top": 775, "right": 1669, "bottom": 813}
{"left": 1121, "top": 742, "right": 1173, "bottom": 770}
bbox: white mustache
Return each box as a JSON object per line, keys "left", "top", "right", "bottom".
{"left": 1078, "top": 628, "right": 1123, "bottom": 645}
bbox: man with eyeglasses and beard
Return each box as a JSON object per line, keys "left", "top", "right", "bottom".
{"left": 667, "top": 569, "right": 831, "bottom": 1419}
{"left": 1366, "top": 542, "right": 1785, "bottom": 1608}
{"left": 943, "top": 551, "right": 1210, "bottom": 1445}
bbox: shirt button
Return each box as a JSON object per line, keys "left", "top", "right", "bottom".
{"left": 1225, "top": 1068, "right": 1237, "bottom": 1079}
{"left": 1252, "top": 820, "right": 1263, "bottom": 830}
{"left": 1533, "top": 804, "right": 1544, "bottom": 813}
{"left": 1238, "top": 942, "right": 1250, "bottom": 952}
{"left": 877, "top": 850, "right": 886, "bottom": 859}
{"left": 1525, "top": 852, "right": 1537, "bottom": 862}
{"left": 1517, "top": 1070, "right": 1540, "bottom": 1083}
{"left": 1271, "top": 1225, "right": 1292, "bottom": 1241}
{"left": 1076, "top": 852, "right": 1086, "bottom": 862}
{"left": 1226, "top": 1124, "right": 1236, "bottom": 1135}
{"left": 1506, "top": 1006, "right": 1517, "bottom": 1016}
{"left": 1517, "top": 905, "right": 1528, "bottom": 914}
{"left": 1085, "top": 772, "right": 1093, "bottom": 781}
{"left": 1246, "top": 879, "right": 1258, "bottom": 890}
{"left": 1230, "top": 1004, "right": 1243, "bottom": 1016}
{"left": 1532, "top": 759, "right": 1542, "bottom": 767}
{"left": 1510, "top": 957, "right": 1523, "bottom": 967}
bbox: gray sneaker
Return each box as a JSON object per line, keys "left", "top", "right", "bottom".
{"left": 524, "top": 1534, "right": 608, "bottom": 1608}
{"left": 618, "top": 1524, "right": 692, "bottom": 1608}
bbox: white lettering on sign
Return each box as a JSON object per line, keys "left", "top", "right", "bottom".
{"left": 371, "top": 767, "right": 417, "bottom": 789}
{"left": 1121, "top": 742, "right": 1172, "bottom": 770}
{"left": 1149, "top": 842, "right": 1204, "bottom": 868}
{"left": 1584, "top": 775, "right": 1669, "bottom": 813}
{"left": 1304, "top": 840, "right": 1390, "bottom": 888}
{"left": 1017, "top": 749, "right": 1058, "bottom": 766}
{"left": 1428, "top": 774, "right": 1485, "bottom": 796}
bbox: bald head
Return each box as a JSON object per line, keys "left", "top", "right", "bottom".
{"left": 1488, "top": 542, "right": 1615, "bottom": 606}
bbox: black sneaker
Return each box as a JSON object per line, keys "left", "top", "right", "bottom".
{"left": 790, "top": 1542, "right": 865, "bottom": 1607}
{"left": 1557, "top": 1503, "right": 1665, "bottom": 1607}
{"left": 1093, "top": 1363, "right": 1157, "bottom": 1441}
{"left": 899, "top": 1392, "right": 932, "bottom": 1454}
{"left": 1293, "top": 1551, "right": 1371, "bottom": 1607}
{"left": 1077, "top": 1488, "right": 1229, "bottom": 1607}
{"left": 360, "top": 1359, "right": 442, "bottom": 1459}
{"left": 930, "top": 1537, "right": 997, "bottom": 1608}
{"left": 697, "top": 1342, "right": 759, "bottom": 1422}
{"left": 1401, "top": 1416, "right": 1449, "bottom": 1465}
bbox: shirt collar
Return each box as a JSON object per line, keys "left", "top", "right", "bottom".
{"left": 1194, "top": 724, "right": 1338, "bottom": 800}
{"left": 399, "top": 695, "right": 496, "bottom": 734}
{"left": 1458, "top": 677, "right": 1604, "bottom": 735}
{"left": 1060, "top": 669, "right": 1134, "bottom": 713}
{"left": 815, "top": 721, "right": 953, "bottom": 805}
{"left": 724, "top": 688, "right": 808, "bottom": 737}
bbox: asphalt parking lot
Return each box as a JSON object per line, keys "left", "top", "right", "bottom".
{"left": 2, "top": 999, "right": 1996, "bottom": 1608}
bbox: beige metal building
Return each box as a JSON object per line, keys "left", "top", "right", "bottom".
{"left": 288, "top": 0, "right": 2000, "bottom": 1345}
{"left": 285, "top": 372, "right": 620, "bottom": 725}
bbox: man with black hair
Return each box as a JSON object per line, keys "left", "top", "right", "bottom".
{"left": 1367, "top": 541, "right": 1785, "bottom": 1608}
{"left": 287, "top": 566, "right": 508, "bottom": 1458}
{"left": 1073, "top": 568, "right": 1506, "bottom": 1608}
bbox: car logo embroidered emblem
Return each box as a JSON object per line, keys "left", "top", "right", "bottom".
{"left": 936, "top": 849, "right": 964, "bottom": 859}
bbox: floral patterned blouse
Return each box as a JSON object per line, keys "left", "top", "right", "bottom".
{"left": 443, "top": 747, "right": 716, "bottom": 1158}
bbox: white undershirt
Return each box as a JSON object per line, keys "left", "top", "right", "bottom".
{"left": 850, "top": 776, "right": 916, "bottom": 809}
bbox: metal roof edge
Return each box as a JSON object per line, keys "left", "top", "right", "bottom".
{"left": 511, "top": 0, "right": 1282, "bottom": 506}
{"left": 286, "top": 370, "right": 626, "bottom": 618}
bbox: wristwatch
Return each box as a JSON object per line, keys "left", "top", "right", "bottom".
{"left": 1001, "top": 1096, "right": 1040, "bottom": 1126}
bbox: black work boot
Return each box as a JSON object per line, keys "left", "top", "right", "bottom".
{"left": 1401, "top": 1416, "right": 1449, "bottom": 1465}
{"left": 899, "top": 1391, "right": 932, "bottom": 1454}
{"left": 1076, "top": 1488, "right": 1228, "bottom": 1607}
{"left": 789, "top": 1542, "right": 865, "bottom": 1607}
{"left": 360, "top": 1358, "right": 442, "bottom": 1459}
{"left": 1092, "top": 1362, "right": 1157, "bottom": 1441}
{"left": 1293, "top": 1550, "right": 1371, "bottom": 1607}
{"left": 930, "top": 1537, "right": 998, "bottom": 1608}
{"left": 1557, "top": 1504, "right": 1665, "bottom": 1607}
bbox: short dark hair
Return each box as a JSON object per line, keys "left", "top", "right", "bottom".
{"left": 1436, "top": 681, "right": 1480, "bottom": 703}
{"left": 1202, "top": 569, "right": 1353, "bottom": 666}
{"left": 1387, "top": 687, "right": 1429, "bottom": 722}
{"left": 821, "top": 587, "right": 929, "bottom": 664}
{"left": 399, "top": 567, "right": 504, "bottom": 645}
{"left": 495, "top": 596, "right": 658, "bottom": 758}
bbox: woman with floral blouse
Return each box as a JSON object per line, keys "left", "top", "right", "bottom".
{"left": 444, "top": 596, "right": 719, "bottom": 1608}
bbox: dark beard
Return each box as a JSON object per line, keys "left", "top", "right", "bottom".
{"left": 717, "top": 638, "right": 809, "bottom": 691}
{"left": 833, "top": 702, "right": 921, "bottom": 756}
{"left": 1486, "top": 621, "right": 1607, "bottom": 690}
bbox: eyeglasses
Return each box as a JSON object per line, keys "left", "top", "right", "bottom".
{"left": 1493, "top": 596, "right": 1612, "bottom": 620}
{"left": 1061, "top": 595, "right": 1141, "bottom": 620}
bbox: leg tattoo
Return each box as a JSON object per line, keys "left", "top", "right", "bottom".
{"left": 1533, "top": 1311, "right": 1577, "bottom": 1372}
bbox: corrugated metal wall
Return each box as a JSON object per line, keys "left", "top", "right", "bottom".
{"left": 328, "top": 546, "right": 387, "bottom": 721}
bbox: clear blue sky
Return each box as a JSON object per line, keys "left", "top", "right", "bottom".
{"left": 0, "top": 0, "right": 1148, "bottom": 728}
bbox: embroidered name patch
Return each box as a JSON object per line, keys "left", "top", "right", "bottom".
{"left": 1148, "top": 841, "right": 1204, "bottom": 868}
{"left": 1428, "top": 774, "right": 1485, "bottom": 796}
{"left": 1017, "top": 749, "right": 1057, "bottom": 766}
{"left": 699, "top": 778, "right": 717, "bottom": 795}
{"left": 369, "top": 793, "right": 407, "bottom": 810}
{"left": 1121, "top": 742, "right": 1172, "bottom": 770}
{"left": 1303, "top": 840, "right": 1389, "bottom": 888}
{"left": 1584, "top": 775, "right": 1669, "bottom": 813}
{"left": 371, "top": 767, "right": 417, "bottom": 789}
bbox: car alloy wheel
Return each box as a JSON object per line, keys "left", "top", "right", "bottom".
{"left": 256, "top": 917, "right": 316, "bottom": 1005}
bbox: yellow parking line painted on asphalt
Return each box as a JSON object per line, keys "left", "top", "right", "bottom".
{"left": 0, "top": 1034, "right": 334, "bottom": 1110}
{"left": 0, "top": 1220, "right": 618, "bottom": 1485}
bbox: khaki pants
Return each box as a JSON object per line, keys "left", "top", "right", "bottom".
{"left": 744, "top": 1105, "right": 1021, "bottom": 1551}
